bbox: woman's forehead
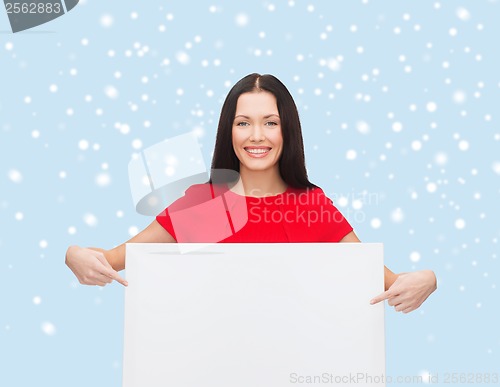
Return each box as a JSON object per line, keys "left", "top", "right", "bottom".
{"left": 235, "top": 91, "right": 278, "bottom": 115}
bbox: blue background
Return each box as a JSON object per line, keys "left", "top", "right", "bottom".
{"left": 1, "top": 0, "right": 499, "bottom": 386}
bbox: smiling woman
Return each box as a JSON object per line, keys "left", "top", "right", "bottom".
{"left": 232, "top": 92, "right": 285, "bottom": 193}
{"left": 65, "top": 73, "right": 437, "bottom": 314}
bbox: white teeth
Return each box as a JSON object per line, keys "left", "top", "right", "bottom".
{"left": 246, "top": 148, "right": 270, "bottom": 154}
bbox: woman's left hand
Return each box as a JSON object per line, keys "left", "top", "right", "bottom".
{"left": 370, "top": 270, "right": 437, "bottom": 313}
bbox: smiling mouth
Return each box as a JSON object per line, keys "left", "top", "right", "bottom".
{"left": 244, "top": 147, "right": 272, "bottom": 155}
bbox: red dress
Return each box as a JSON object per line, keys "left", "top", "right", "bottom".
{"left": 156, "top": 184, "right": 353, "bottom": 243}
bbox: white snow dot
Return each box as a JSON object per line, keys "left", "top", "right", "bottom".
{"left": 356, "top": 121, "right": 370, "bottom": 134}
{"left": 346, "top": 150, "right": 357, "bottom": 160}
{"left": 104, "top": 85, "right": 119, "bottom": 99}
{"left": 492, "top": 162, "right": 500, "bottom": 175}
{"left": 130, "top": 12, "right": 138, "bottom": 19}
{"left": 39, "top": 240, "right": 48, "bottom": 249}
{"left": 100, "top": 14, "right": 114, "bottom": 28}
{"left": 435, "top": 152, "right": 448, "bottom": 166}
{"left": 120, "top": 124, "right": 130, "bottom": 134}
{"left": 165, "top": 166, "right": 176, "bottom": 176}
{"left": 327, "top": 58, "right": 340, "bottom": 71}
{"left": 81, "top": 38, "right": 89, "bottom": 46}
{"left": 337, "top": 196, "right": 348, "bottom": 208}
{"left": 5, "top": 42, "right": 13, "bottom": 51}
{"left": 33, "top": 296, "right": 42, "bottom": 305}
{"left": 352, "top": 199, "right": 363, "bottom": 210}
{"left": 49, "top": 84, "right": 58, "bottom": 93}
{"left": 128, "top": 226, "right": 139, "bottom": 237}
{"left": 370, "top": 218, "right": 382, "bottom": 229}
{"left": 68, "top": 226, "right": 77, "bottom": 235}
{"left": 307, "top": 4, "right": 314, "bottom": 12}
{"left": 78, "top": 139, "right": 89, "bottom": 150}
{"left": 453, "top": 90, "right": 467, "bottom": 104}
{"left": 391, "top": 208, "right": 404, "bottom": 223}
{"left": 426, "top": 182, "right": 437, "bottom": 193}
{"left": 59, "top": 171, "right": 67, "bottom": 179}
{"left": 132, "top": 139, "right": 142, "bottom": 149}
{"left": 426, "top": 102, "right": 437, "bottom": 112}
{"left": 8, "top": 169, "right": 23, "bottom": 183}
{"left": 410, "top": 251, "right": 421, "bottom": 262}
{"left": 392, "top": 122, "right": 403, "bottom": 133}
{"left": 458, "top": 140, "right": 469, "bottom": 151}
{"left": 449, "top": 28, "right": 458, "bottom": 37}
{"left": 176, "top": 88, "right": 184, "bottom": 96}
{"left": 420, "top": 370, "right": 431, "bottom": 384}
{"left": 116, "top": 210, "right": 124, "bottom": 218}
{"left": 95, "top": 173, "right": 111, "bottom": 187}
{"left": 24, "top": 96, "right": 32, "bottom": 104}
{"left": 456, "top": 7, "right": 471, "bottom": 21}
{"left": 41, "top": 322, "right": 56, "bottom": 336}
{"left": 455, "top": 218, "right": 466, "bottom": 230}
{"left": 15, "top": 212, "right": 24, "bottom": 221}
{"left": 235, "top": 13, "right": 249, "bottom": 27}
{"left": 411, "top": 140, "right": 422, "bottom": 151}
{"left": 83, "top": 213, "right": 98, "bottom": 227}
{"left": 175, "top": 51, "right": 190, "bottom": 65}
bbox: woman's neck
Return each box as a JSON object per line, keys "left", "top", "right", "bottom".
{"left": 232, "top": 166, "right": 287, "bottom": 197}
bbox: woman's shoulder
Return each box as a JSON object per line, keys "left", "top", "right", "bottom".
{"left": 284, "top": 185, "right": 332, "bottom": 206}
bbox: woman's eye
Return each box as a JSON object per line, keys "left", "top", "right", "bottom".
{"left": 266, "top": 121, "right": 278, "bottom": 126}
{"left": 236, "top": 122, "right": 249, "bottom": 126}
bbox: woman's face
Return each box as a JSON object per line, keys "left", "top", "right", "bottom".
{"left": 232, "top": 91, "right": 283, "bottom": 174}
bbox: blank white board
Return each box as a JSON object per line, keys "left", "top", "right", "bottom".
{"left": 123, "top": 243, "right": 385, "bottom": 387}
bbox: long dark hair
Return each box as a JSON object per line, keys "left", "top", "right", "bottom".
{"left": 210, "top": 73, "right": 316, "bottom": 189}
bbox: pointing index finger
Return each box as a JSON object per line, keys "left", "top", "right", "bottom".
{"left": 103, "top": 269, "right": 128, "bottom": 287}
{"left": 370, "top": 290, "right": 392, "bottom": 305}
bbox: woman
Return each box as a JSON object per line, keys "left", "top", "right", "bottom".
{"left": 65, "top": 73, "right": 437, "bottom": 313}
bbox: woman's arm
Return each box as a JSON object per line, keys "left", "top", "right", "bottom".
{"left": 65, "top": 219, "right": 175, "bottom": 287}
{"left": 339, "top": 231, "right": 437, "bottom": 313}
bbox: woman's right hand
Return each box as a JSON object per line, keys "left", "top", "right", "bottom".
{"left": 65, "top": 246, "right": 128, "bottom": 287}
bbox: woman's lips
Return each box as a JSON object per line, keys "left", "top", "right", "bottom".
{"left": 244, "top": 147, "right": 272, "bottom": 158}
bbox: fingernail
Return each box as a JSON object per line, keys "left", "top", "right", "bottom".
{"left": 369, "top": 299, "right": 375, "bottom": 304}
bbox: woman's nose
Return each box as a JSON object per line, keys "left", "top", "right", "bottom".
{"left": 249, "top": 125, "right": 265, "bottom": 142}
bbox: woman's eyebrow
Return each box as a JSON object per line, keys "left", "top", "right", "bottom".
{"left": 234, "top": 114, "right": 280, "bottom": 119}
